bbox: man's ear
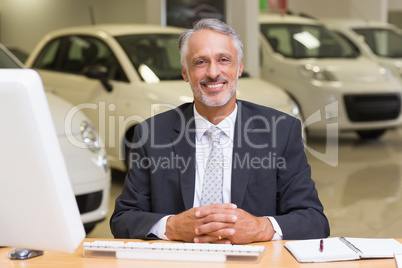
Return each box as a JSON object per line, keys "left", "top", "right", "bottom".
{"left": 238, "top": 62, "right": 244, "bottom": 77}
{"left": 182, "top": 66, "right": 189, "bottom": 82}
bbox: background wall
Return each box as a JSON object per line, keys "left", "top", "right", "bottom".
{"left": 388, "top": 0, "right": 402, "bottom": 29}
{"left": 0, "top": 0, "right": 147, "bottom": 53}
{"left": 388, "top": 0, "right": 402, "bottom": 10}
{"left": 287, "top": 0, "right": 387, "bottom": 21}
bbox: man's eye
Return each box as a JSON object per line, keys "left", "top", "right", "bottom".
{"left": 194, "top": 60, "right": 206, "bottom": 66}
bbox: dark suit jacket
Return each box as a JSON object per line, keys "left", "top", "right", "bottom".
{"left": 110, "top": 100, "right": 330, "bottom": 240}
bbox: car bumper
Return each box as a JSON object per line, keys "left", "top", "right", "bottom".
{"left": 300, "top": 80, "right": 402, "bottom": 133}
{"left": 58, "top": 136, "right": 111, "bottom": 224}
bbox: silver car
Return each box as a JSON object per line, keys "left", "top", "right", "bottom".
{"left": 259, "top": 13, "right": 402, "bottom": 139}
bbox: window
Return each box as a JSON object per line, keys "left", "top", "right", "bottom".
{"left": 0, "top": 47, "right": 23, "bottom": 68}
{"left": 353, "top": 28, "right": 402, "bottom": 58}
{"left": 116, "top": 34, "right": 182, "bottom": 81}
{"left": 33, "top": 35, "right": 127, "bottom": 82}
{"left": 32, "top": 39, "right": 61, "bottom": 69}
{"left": 261, "top": 23, "right": 356, "bottom": 59}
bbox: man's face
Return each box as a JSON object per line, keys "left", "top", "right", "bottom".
{"left": 182, "top": 29, "right": 243, "bottom": 108}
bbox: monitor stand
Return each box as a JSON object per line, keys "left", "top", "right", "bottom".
{"left": 8, "top": 247, "right": 44, "bottom": 260}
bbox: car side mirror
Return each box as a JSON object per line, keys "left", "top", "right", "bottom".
{"left": 240, "top": 71, "right": 250, "bottom": 78}
{"left": 83, "top": 64, "right": 113, "bottom": 92}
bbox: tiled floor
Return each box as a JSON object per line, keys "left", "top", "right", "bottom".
{"left": 307, "top": 127, "right": 402, "bottom": 239}
{"left": 87, "top": 127, "right": 402, "bottom": 239}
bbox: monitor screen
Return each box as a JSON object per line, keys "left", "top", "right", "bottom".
{"left": 0, "top": 69, "right": 85, "bottom": 254}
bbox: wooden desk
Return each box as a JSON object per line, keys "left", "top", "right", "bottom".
{"left": 0, "top": 238, "right": 400, "bottom": 268}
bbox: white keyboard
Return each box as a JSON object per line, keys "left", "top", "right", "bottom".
{"left": 83, "top": 241, "right": 265, "bottom": 263}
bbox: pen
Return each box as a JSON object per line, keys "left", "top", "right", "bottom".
{"left": 320, "top": 239, "right": 324, "bottom": 252}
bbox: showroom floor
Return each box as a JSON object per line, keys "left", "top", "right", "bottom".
{"left": 87, "top": 127, "right": 402, "bottom": 240}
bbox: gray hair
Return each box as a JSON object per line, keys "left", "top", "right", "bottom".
{"left": 178, "top": 18, "right": 243, "bottom": 69}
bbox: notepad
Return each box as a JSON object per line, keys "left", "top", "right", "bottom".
{"left": 285, "top": 237, "right": 402, "bottom": 263}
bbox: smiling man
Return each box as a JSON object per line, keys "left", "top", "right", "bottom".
{"left": 181, "top": 26, "right": 241, "bottom": 119}
{"left": 110, "top": 18, "right": 330, "bottom": 244}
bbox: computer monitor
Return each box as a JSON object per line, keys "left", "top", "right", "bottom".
{"left": 0, "top": 69, "right": 85, "bottom": 256}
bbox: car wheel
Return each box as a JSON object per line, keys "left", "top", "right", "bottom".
{"left": 356, "top": 129, "right": 386, "bottom": 140}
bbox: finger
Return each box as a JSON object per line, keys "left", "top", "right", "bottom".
{"left": 194, "top": 235, "right": 232, "bottom": 244}
{"left": 196, "top": 203, "right": 237, "bottom": 217}
{"left": 194, "top": 236, "right": 231, "bottom": 244}
{"left": 213, "top": 239, "right": 232, "bottom": 244}
{"left": 199, "top": 213, "right": 238, "bottom": 226}
{"left": 195, "top": 203, "right": 237, "bottom": 218}
{"left": 194, "top": 235, "right": 217, "bottom": 243}
{"left": 211, "top": 228, "right": 235, "bottom": 237}
{"left": 195, "top": 223, "right": 236, "bottom": 236}
{"left": 210, "top": 203, "right": 237, "bottom": 209}
{"left": 195, "top": 222, "right": 228, "bottom": 235}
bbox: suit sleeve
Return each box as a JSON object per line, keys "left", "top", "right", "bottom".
{"left": 110, "top": 123, "right": 167, "bottom": 239}
{"left": 273, "top": 119, "right": 330, "bottom": 239}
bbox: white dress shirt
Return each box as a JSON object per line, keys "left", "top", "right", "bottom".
{"left": 148, "top": 104, "right": 283, "bottom": 240}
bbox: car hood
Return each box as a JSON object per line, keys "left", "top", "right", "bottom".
{"left": 236, "top": 77, "right": 291, "bottom": 108}
{"left": 139, "top": 77, "right": 291, "bottom": 111}
{"left": 379, "top": 57, "right": 402, "bottom": 67}
{"left": 45, "top": 92, "right": 88, "bottom": 137}
{"left": 299, "top": 57, "right": 394, "bottom": 83}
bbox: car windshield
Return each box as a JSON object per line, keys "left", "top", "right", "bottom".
{"left": 260, "top": 23, "right": 356, "bottom": 59}
{"left": 116, "top": 34, "right": 183, "bottom": 81}
{"left": 353, "top": 27, "right": 402, "bottom": 58}
{"left": 0, "top": 46, "right": 22, "bottom": 68}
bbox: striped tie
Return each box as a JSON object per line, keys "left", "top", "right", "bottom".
{"left": 200, "top": 126, "right": 223, "bottom": 206}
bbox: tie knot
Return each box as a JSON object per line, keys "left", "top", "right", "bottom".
{"left": 207, "top": 126, "right": 221, "bottom": 144}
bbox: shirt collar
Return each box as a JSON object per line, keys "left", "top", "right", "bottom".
{"left": 194, "top": 103, "right": 237, "bottom": 142}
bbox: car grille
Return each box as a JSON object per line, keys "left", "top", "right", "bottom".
{"left": 344, "top": 94, "right": 401, "bottom": 122}
{"left": 75, "top": 190, "right": 103, "bottom": 214}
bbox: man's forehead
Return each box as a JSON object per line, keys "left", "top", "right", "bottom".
{"left": 187, "top": 30, "right": 236, "bottom": 56}
{"left": 189, "top": 29, "right": 231, "bottom": 42}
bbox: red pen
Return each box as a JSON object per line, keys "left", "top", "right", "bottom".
{"left": 320, "top": 239, "right": 324, "bottom": 252}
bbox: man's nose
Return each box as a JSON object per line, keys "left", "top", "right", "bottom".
{"left": 206, "top": 61, "right": 220, "bottom": 79}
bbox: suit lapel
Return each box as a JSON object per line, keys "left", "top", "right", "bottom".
{"left": 231, "top": 101, "right": 258, "bottom": 207}
{"left": 172, "top": 104, "right": 196, "bottom": 211}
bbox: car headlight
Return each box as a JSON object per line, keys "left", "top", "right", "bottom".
{"left": 288, "top": 98, "right": 301, "bottom": 118}
{"left": 80, "top": 121, "right": 101, "bottom": 153}
{"left": 299, "top": 64, "right": 337, "bottom": 81}
{"left": 378, "top": 65, "right": 393, "bottom": 81}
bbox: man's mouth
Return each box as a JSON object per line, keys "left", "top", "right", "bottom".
{"left": 205, "top": 83, "right": 224, "bottom": 89}
{"left": 200, "top": 77, "right": 228, "bottom": 92}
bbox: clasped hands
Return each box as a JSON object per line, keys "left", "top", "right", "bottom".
{"left": 165, "top": 203, "right": 275, "bottom": 244}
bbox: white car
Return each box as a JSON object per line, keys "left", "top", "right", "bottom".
{"left": 322, "top": 19, "right": 402, "bottom": 82}
{"left": 259, "top": 13, "right": 402, "bottom": 139}
{"left": 25, "top": 24, "right": 303, "bottom": 172}
{"left": 0, "top": 43, "right": 111, "bottom": 234}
